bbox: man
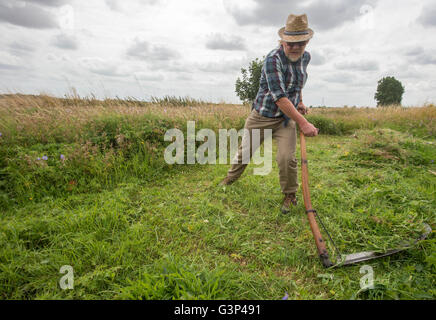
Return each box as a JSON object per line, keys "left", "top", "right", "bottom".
{"left": 220, "top": 13, "right": 319, "bottom": 214}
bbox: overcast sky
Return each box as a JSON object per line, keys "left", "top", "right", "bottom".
{"left": 1, "top": 0, "right": 436, "bottom": 106}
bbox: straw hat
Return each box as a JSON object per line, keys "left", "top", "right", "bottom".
{"left": 278, "top": 14, "right": 314, "bottom": 42}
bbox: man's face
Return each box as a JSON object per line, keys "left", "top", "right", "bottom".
{"left": 282, "top": 40, "right": 308, "bottom": 62}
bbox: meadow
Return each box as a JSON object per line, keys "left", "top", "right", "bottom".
{"left": 0, "top": 93, "right": 435, "bottom": 299}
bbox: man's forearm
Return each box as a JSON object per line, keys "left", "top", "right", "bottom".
{"left": 276, "top": 97, "right": 308, "bottom": 126}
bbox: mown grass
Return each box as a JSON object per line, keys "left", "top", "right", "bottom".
{"left": 0, "top": 94, "right": 435, "bottom": 300}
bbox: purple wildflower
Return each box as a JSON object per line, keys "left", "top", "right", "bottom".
{"left": 431, "top": 160, "right": 434, "bottom": 164}
{"left": 0, "top": 132, "right": 2, "bottom": 137}
{"left": 282, "top": 292, "right": 289, "bottom": 300}
{"left": 60, "top": 154, "right": 65, "bottom": 160}
{"left": 42, "top": 155, "right": 48, "bottom": 161}
{"left": 37, "top": 157, "right": 41, "bottom": 161}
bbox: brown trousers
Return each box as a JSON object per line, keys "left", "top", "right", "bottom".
{"left": 226, "top": 109, "right": 298, "bottom": 194}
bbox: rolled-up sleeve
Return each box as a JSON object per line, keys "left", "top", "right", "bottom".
{"left": 264, "top": 56, "right": 287, "bottom": 102}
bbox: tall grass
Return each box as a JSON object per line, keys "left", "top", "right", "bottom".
{"left": 0, "top": 94, "right": 248, "bottom": 209}
{"left": 0, "top": 94, "right": 435, "bottom": 300}
{"left": 308, "top": 104, "right": 436, "bottom": 138}
{"left": 1, "top": 94, "right": 435, "bottom": 209}
{"left": 150, "top": 95, "right": 210, "bottom": 107}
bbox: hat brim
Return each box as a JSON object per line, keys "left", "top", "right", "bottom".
{"left": 278, "top": 27, "right": 314, "bottom": 42}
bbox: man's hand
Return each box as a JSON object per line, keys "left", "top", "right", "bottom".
{"left": 297, "top": 101, "right": 308, "bottom": 115}
{"left": 300, "top": 121, "right": 319, "bottom": 137}
{"left": 275, "top": 97, "right": 317, "bottom": 136}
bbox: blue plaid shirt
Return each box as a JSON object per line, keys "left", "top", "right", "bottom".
{"left": 252, "top": 45, "right": 311, "bottom": 125}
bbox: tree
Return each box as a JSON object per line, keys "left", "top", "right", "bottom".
{"left": 374, "top": 76, "right": 405, "bottom": 106}
{"left": 235, "top": 57, "right": 264, "bottom": 104}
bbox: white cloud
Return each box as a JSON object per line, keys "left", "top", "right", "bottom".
{"left": 205, "top": 33, "right": 246, "bottom": 51}
{"left": 133, "top": 71, "right": 165, "bottom": 81}
{"left": 0, "top": 0, "right": 435, "bottom": 106}
{"left": 335, "top": 60, "right": 379, "bottom": 72}
{"left": 126, "top": 38, "right": 181, "bottom": 61}
{"left": 79, "top": 57, "right": 129, "bottom": 77}
{"left": 0, "top": 50, "right": 23, "bottom": 68}
{"left": 51, "top": 33, "right": 79, "bottom": 50}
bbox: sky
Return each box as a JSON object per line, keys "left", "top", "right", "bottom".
{"left": 1, "top": 0, "right": 436, "bottom": 107}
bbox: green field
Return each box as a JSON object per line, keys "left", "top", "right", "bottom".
{"left": 0, "top": 94, "right": 435, "bottom": 299}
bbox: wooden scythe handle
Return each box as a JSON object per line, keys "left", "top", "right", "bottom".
{"left": 299, "top": 130, "right": 333, "bottom": 267}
